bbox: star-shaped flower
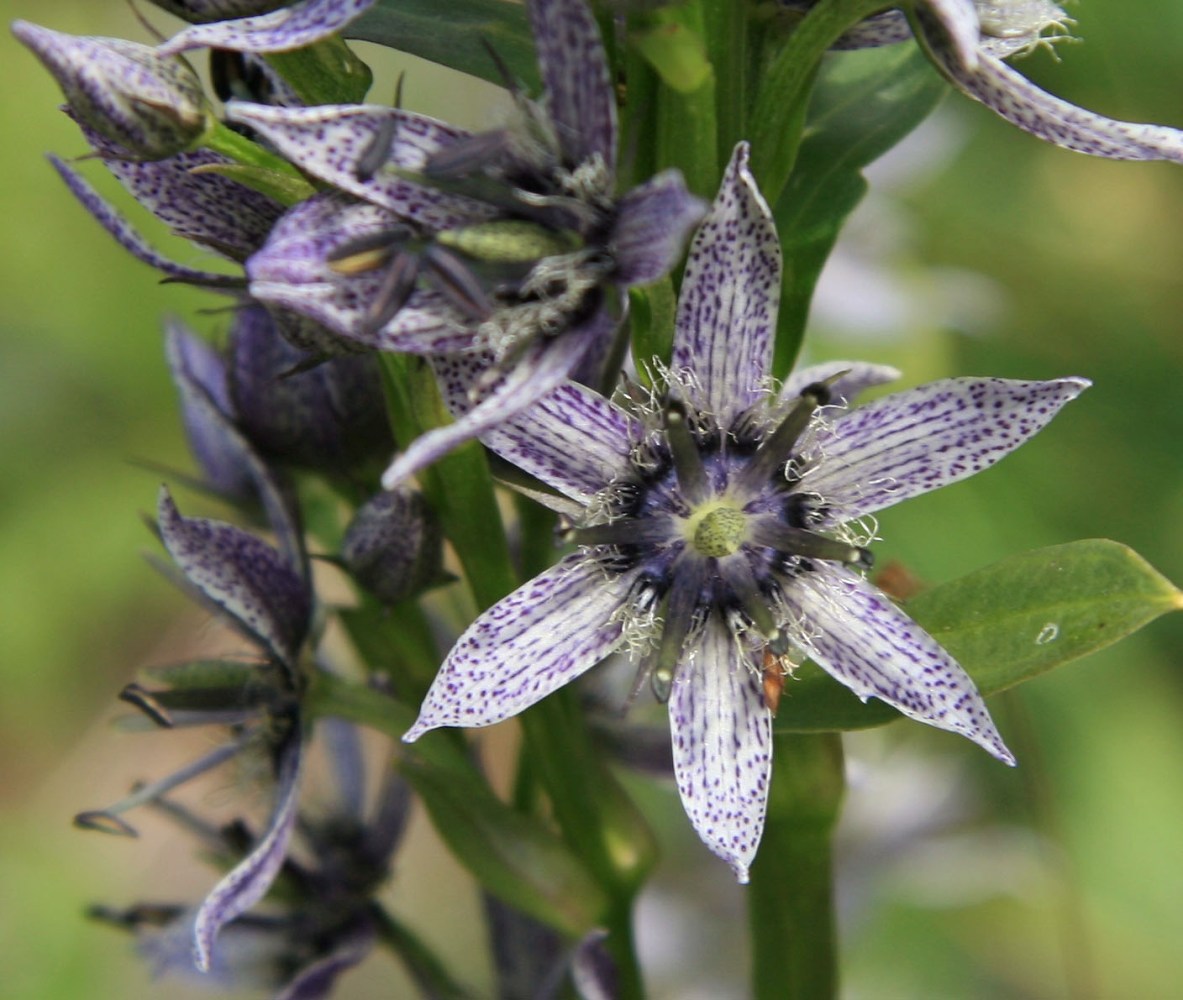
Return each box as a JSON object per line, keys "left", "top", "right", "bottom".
{"left": 783, "top": 0, "right": 1183, "bottom": 162}
{"left": 224, "top": 0, "right": 706, "bottom": 482}
{"left": 403, "top": 142, "right": 1089, "bottom": 881}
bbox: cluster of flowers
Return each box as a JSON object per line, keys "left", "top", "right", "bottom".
{"left": 14, "top": 0, "right": 1182, "bottom": 993}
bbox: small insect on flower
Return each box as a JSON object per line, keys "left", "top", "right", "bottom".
{"left": 402, "top": 142, "right": 1090, "bottom": 881}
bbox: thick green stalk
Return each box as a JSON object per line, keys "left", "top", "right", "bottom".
{"left": 750, "top": 0, "right": 894, "bottom": 204}
{"left": 748, "top": 731, "right": 845, "bottom": 999}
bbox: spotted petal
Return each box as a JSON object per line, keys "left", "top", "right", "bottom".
{"left": 157, "top": 487, "right": 311, "bottom": 669}
{"left": 381, "top": 308, "right": 618, "bottom": 487}
{"left": 193, "top": 728, "right": 303, "bottom": 971}
{"left": 802, "top": 376, "right": 1090, "bottom": 521}
{"left": 404, "top": 553, "right": 632, "bottom": 740}
{"left": 225, "top": 102, "right": 490, "bottom": 227}
{"left": 671, "top": 142, "right": 780, "bottom": 427}
{"left": 786, "top": 565, "right": 1014, "bottom": 763}
{"left": 276, "top": 925, "right": 374, "bottom": 1000}
{"left": 158, "top": 0, "right": 377, "bottom": 55}
{"left": 50, "top": 156, "right": 238, "bottom": 287}
{"left": 778, "top": 360, "right": 901, "bottom": 409}
{"left": 528, "top": 0, "right": 617, "bottom": 170}
{"left": 669, "top": 618, "right": 772, "bottom": 883}
{"left": 612, "top": 170, "right": 708, "bottom": 287}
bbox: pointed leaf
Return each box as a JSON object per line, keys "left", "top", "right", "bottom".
{"left": 774, "top": 540, "right": 1183, "bottom": 732}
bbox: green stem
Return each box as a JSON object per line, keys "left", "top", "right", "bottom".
{"left": 749, "top": 0, "right": 892, "bottom": 204}
{"left": 372, "top": 905, "right": 476, "bottom": 1000}
{"left": 748, "top": 731, "right": 845, "bottom": 999}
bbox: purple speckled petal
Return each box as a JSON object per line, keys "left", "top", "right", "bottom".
{"left": 225, "top": 102, "right": 492, "bottom": 227}
{"left": 612, "top": 170, "right": 707, "bottom": 287}
{"left": 923, "top": 38, "right": 1183, "bottom": 162}
{"left": 158, "top": 0, "right": 377, "bottom": 55}
{"left": 912, "top": 0, "right": 981, "bottom": 70}
{"left": 403, "top": 553, "right": 631, "bottom": 740}
{"left": 786, "top": 565, "right": 1014, "bottom": 763}
{"left": 571, "top": 929, "right": 618, "bottom": 1000}
{"left": 527, "top": 0, "right": 617, "bottom": 170}
{"left": 777, "top": 360, "right": 901, "bottom": 409}
{"left": 79, "top": 128, "right": 283, "bottom": 261}
{"left": 776, "top": 3, "right": 913, "bottom": 50}
{"left": 802, "top": 376, "right": 1090, "bottom": 521}
{"left": 165, "top": 319, "right": 307, "bottom": 576}
{"left": 668, "top": 617, "right": 772, "bottom": 884}
{"left": 478, "top": 379, "right": 638, "bottom": 505}
{"left": 381, "top": 309, "right": 616, "bottom": 487}
{"left": 166, "top": 320, "right": 253, "bottom": 501}
{"left": 671, "top": 143, "right": 780, "bottom": 427}
{"left": 193, "top": 728, "right": 303, "bottom": 971}
{"left": 157, "top": 487, "right": 310, "bottom": 668}
{"left": 275, "top": 923, "right": 375, "bottom": 1000}
{"left": 50, "top": 156, "right": 239, "bottom": 287}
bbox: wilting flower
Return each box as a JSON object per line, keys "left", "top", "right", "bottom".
{"left": 91, "top": 718, "right": 413, "bottom": 998}
{"left": 13, "top": 21, "right": 210, "bottom": 160}
{"left": 223, "top": 0, "right": 706, "bottom": 483}
{"left": 78, "top": 488, "right": 313, "bottom": 970}
{"left": 404, "top": 143, "right": 1089, "bottom": 880}
{"left": 782, "top": 0, "right": 1183, "bottom": 162}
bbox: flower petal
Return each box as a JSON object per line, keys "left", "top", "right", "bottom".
{"left": 778, "top": 359, "right": 901, "bottom": 408}
{"left": 668, "top": 617, "right": 772, "bottom": 883}
{"left": 193, "top": 728, "right": 304, "bottom": 971}
{"left": 910, "top": 0, "right": 982, "bottom": 71}
{"left": 527, "top": 0, "right": 617, "bottom": 170}
{"left": 802, "top": 376, "right": 1090, "bottom": 521}
{"left": 931, "top": 47, "right": 1183, "bottom": 162}
{"left": 50, "top": 156, "right": 239, "bottom": 287}
{"left": 671, "top": 142, "right": 780, "bottom": 427}
{"left": 403, "top": 554, "right": 631, "bottom": 740}
{"left": 158, "top": 0, "right": 377, "bottom": 55}
{"left": 786, "top": 566, "right": 1014, "bottom": 763}
{"left": 225, "top": 102, "right": 491, "bottom": 227}
{"left": 612, "top": 170, "right": 707, "bottom": 287}
{"left": 381, "top": 309, "right": 617, "bottom": 487}
{"left": 275, "top": 923, "right": 375, "bottom": 1000}
{"left": 157, "top": 486, "right": 310, "bottom": 669}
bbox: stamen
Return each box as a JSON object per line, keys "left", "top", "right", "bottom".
{"left": 424, "top": 129, "right": 514, "bottom": 180}
{"left": 119, "top": 682, "right": 172, "bottom": 728}
{"left": 650, "top": 571, "right": 698, "bottom": 703}
{"left": 721, "top": 558, "right": 778, "bottom": 638}
{"left": 365, "top": 249, "right": 421, "bottom": 331}
{"left": 664, "top": 399, "right": 709, "bottom": 504}
{"left": 355, "top": 112, "right": 398, "bottom": 182}
{"left": 567, "top": 519, "right": 674, "bottom": 547}
{"left": 327, "top": 230, "right": 404, "bottom": 275}
{"left": 422, "top": 244, "right": 495, "bottom": 321}
{"left": 734, "top": 373, "right": 845, "bottom": 493}
{"left": 749, "top": 518, "right": 873, "bottom": 568}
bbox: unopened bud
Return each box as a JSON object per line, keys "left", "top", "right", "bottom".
{"left": 341, "top": 490, "right": 444, "bottom": 605}
{"left": 13, "top": 21, "right": 208, "bottom": 159}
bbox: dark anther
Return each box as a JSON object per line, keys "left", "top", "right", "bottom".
{"left": 799, "top": 381, "right": 833, "bottom": 407}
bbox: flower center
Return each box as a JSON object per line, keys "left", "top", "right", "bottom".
{"left": 687, "top": 503, "right": 747, "bottom": 558}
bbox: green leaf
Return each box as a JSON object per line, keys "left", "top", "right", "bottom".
{"left": 774, "top": 540, "right": 1183, "bottom": 733}
{"left": 400, "top": 740, "right": 610, "bottom": 937}
{"left": 773, "top": 44, "right": 946, "bottom": 377}
{"left": 264, "top": 36, "right": 373, "bottom": 105}
{"left": 629, "top": 278, "right": 677, "bottom": 372}
{"left": 631, "top": 13, "right": 713, "bottom": 94}
{"left": 348, "top": 0, "right": 538, "bottom": 90}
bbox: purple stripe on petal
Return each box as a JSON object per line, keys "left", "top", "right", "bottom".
{"left": 225, "top": 102, "right": 492, "bottom": 226}
{"left": 275, "top": 923, "right": 375, "bottom": 1000}
{"left": 381, "top": 311, "right": 612, "bottom": 488}
{"left": 802, "top": 376, "right": 1089, "bottom": 520}
{"left": 668, "top": 617, "right": 772, "bottom": 884}
{"left": 50, "top": 156, "right": 240, "bottom": 287}
{"left": 929, "top": 45, "right": 1183, "bottom": 162}
{"left": 777, "top": 360, "right": 901, "bottom": 408}
{"left": 671, "top": 143, "right": 780, "bottom": 428}
{"left": 527, "top": 0, "right": 617, "bottom": 170}
{"left": 612, "top": 170, "right": 707, "bottom": 287}
{"left": 787, "top": 566, "right": 1015, "bottom": 764}
{"left": 157, "top": 487, "right": 310, "bottom": 668}
{"left": 159, "top": 0, "right": 377, "bottom": 55}
{"left": 403, "top": 553, "right": 632, "bottom": 740}
{"left": 193, "top": 729, "right": 304, "bottom": 971}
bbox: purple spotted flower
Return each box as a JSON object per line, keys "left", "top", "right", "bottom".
{"left": 403, "top": 143, "right": 1089, "bottom": 881}
{"left": 783, "top": 0, "right": 1183, "bottom": 162}
{"left": 155, "top": 0, "right": 377, "bottom": 55}
{"left": 224, "top": 0, "right": 706, "bottom": 483}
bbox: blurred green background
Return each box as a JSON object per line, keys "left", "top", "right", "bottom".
{"left": 3, "top": 2, "right": 1182, "bottom": 997}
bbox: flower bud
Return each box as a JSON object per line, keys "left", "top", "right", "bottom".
{"left": 228, "top": 305, "right": 393, "bottom": 473}
{"left": 13, "top": 21, "right": 208, "bottom": 159}
{"left": 341, "top": 490, "right": 444, "bottom": 605}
